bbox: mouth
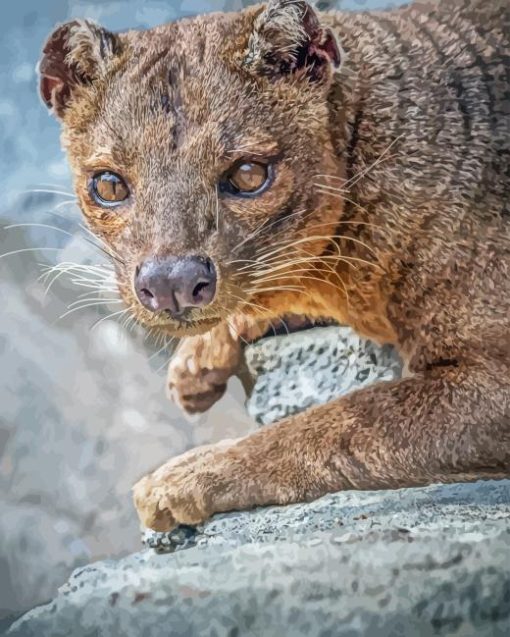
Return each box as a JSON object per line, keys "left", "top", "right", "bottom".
{"left": 151, "top": 313, "right": 223, "bottom": 337}
{"left": 179, "top": 316, "right": 222, "bottom": 329}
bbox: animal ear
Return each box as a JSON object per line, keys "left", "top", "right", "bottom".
{"left": 244, "top": 0, "right": 342, "bottom": 81}
{"left": 38, "top": 20, "right": 120, "bottom": 118}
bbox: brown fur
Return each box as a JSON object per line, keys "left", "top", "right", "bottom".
{"left": 39, "top": 0, "right": 510, "bottom": 531}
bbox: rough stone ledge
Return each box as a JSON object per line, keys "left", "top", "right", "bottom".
{"left": 7, "top": 328, "right": 510, "bottom": 636}
{"left": 8, "top": 480, "right": 510, "bottom": 637}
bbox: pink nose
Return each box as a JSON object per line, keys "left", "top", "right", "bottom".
{"left": 134, "top": 255, "right": 217, "bottom": 318}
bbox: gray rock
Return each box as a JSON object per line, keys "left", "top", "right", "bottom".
{"left": 8, "top": 480, "right": 510, "bottom": 637}
{"left": 7, "top": 324, "right": 510, "bottom": 637}
{"left": 246, "top": 326, "right": 402, "bottom": 424}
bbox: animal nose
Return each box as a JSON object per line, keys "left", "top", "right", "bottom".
{"left": 134, "top": 255, "right": 217, "bottom": 317}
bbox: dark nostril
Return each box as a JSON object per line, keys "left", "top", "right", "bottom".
{"left": 192, "top": 280, "right": 210, "bottom": 301}
{"left": 140, "top": 287, "right": 154, "bottom": 299}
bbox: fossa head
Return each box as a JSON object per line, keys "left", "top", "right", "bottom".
{"left": 39, "top": 0, "right": 344, "bottom": 336}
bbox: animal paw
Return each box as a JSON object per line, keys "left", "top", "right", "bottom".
{"left": 132, "top": 439, "right": 240, "bottom": 531}
{"left": 167, "top": 323, "right": 242, "bottom": 415}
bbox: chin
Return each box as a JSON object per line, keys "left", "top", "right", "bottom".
{"left": 145, "top": 315, "right": 223, "bottom": 339}
{"left": 166, "top": 317, "right": 223, "bottom": 337}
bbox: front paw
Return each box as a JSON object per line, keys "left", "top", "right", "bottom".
{"left": 167, "top": 326, "right": 241, "bottom": 415}
{"left": 167, "top": 362, "right": 230, "bottom": 415}
{"left": 132, "top": 440, "right": 240, "bottom": 532}
{"left": 132, "top": 474, "right": 180, "bottom": 531}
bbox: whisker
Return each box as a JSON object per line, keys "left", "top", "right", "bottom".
{"left": 11, "top": 209, "right": 124, "bottom": 267}
{"left": 0, "top": 247, "right": 62, "bottom": 261}
{"left": 249, "top": 285, "right": 307, "bottom": 295}
{"left": 39, "top": 261, "right": 118, "bottom": 299}
{"left": 275, "top": 316, "right": 290, "bottom": 336}
{"left": 238, "top": 251, "right": 375, "bottom": 279}
{"left": 249, "top": 253, "right": 382, "bottom": 277}
{"left": 90, "top": 308, "right": 131, "bottom": 332}
{"left": 67, "top": 297, "right": 122, "bottom": 308}
{"left": 54, "top": 199, "right": 78, "bottom": 210}
{"left": 307, "top": 217, "right": 383, "bottom": 231}
{"left": 21, "top": 188, "right": 76, "bottom": 198}
{"left": 39, "top": 267, "right": 70, "bottom": 297}
{"left": 77, "top": 223, "right": 125, "bottom": 265}
{"left": 124, "top": 312, "right": 140, "bottom": 336}
{"left": 32, "top": 182, "right": 74, "bottom": 191}
{"left": 148, "top": 337, "right": 173, "bottom": 362}
{"left": 314, "top": 189, "right": 383, "bottom": 225}
{"left": 251, "top": 272, "right": 347, "bottom": 297}
{"left": 344, "top": 136, "right": 403, "bottom": 191}
{"left": 40, "top": 262, "right": 116, "bottom": 283}
{"left": 231, "top": 207, "right": 308, "bottom": 255}
{"left": 3, "top": 223, "right": 74, "bottom": 238}
{"left": 312, "top": 137, "right": 403, "bottom": 196}
{"left": 58, "top": 300, "right": 123, "bottom": 321}
{"left": 250, "top": 233, "right": 382, "bottom": 266}
{"left": 313, "top": 173, "right": 345, "bottom": 182}
{"left": 154, "top": 337, "right": 178, "bottom": 374}
{"left": 121, "top": 311, "right": 136, "bottom": 332}
{"left": 228, "top": 296, "right": 281, "bottom": 337}
{"left": 215, "top": 187, "right": 220, "bottom": 232}
{"left": 42, "top": 262, "right": 115, "bottom": 275}
{"left": 216, "top": 310, "right": 250, "bottom": 347}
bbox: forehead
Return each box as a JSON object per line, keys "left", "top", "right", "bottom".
{"left": 86, "top": 13, "right": 280, "bottom": 166}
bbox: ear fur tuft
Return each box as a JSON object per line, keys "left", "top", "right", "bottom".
{"left": 244, "top": 0, "right": 342, "bottom": 81}
{"left": 38, "top": 20, "right": 119, "bottom": 117}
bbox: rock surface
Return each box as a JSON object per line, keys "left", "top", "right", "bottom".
{"left": 8, "top": 481, "right": 510, "bottom": 637}
{"left": 246, "top": 326, "right": 402, "bottom": 424}
{"left": 7, "top": 329, "right": 510, "bottom": 636}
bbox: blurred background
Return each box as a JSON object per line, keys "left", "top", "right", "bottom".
{"left": 0, "top": 0, "right": 399, "bottom": 629}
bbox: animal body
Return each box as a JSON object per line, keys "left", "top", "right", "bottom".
{"left": 39, "top": 0, "right": 510, "bottom": 531}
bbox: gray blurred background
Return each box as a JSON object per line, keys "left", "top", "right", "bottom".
{"left": 0, "top": 0, "right": 397, "bottom": 629}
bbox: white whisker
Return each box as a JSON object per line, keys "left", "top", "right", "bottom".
{"left": 90, "top": 308, "right": 131, "bottom": 331}
{"left": 0, "top": 247, "right": 62, "bottom": 261}
{"left": 22, "top": 188, "right": 76, "bottom": 198}
{"left": 3, "top": 222, "right": 74, "bottom": 238}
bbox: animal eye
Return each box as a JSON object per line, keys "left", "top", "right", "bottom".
{"left": 222, "top": 161, "right": 272, "bottom": 196}
{"left": 91, "top": 171, "right": 129, "bottom": 206}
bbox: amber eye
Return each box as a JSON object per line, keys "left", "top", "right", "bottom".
{"left": 90, "top": 171, "right": 130, "bottom": 206}
{"left": 222, "top": 161, "right": 273, "bottom": 197}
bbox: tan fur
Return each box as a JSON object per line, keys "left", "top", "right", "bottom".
{"left": 39, "top": 0, "right": 510, "bottom": 531}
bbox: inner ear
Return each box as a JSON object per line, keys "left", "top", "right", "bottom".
{"left": 244, "top": 0, "right": 342, "bottom": 81}
{"left": 38, "top": 20, "right": 119, "bottom": 118}
{"left": 40, "top": 74, "right": 70, "bottom": 111}
{"left": 301, "top": 6, "right": 342, "bottom": 69}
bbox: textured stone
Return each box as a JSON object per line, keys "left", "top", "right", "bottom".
{"left": 246, "top": 326, "right": 402, "bottom": 424}
{"left": 7, "top": 323, "right": 510, "bottom": 636}
{"left": 8, "top": 481, "right": 510, "bottom": 637}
